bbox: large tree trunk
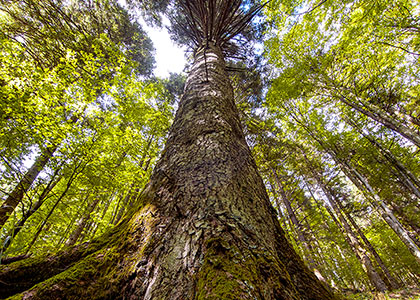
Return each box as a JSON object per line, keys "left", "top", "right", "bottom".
{"left": 0, "top": 43, "right": 336, "bottom": 299}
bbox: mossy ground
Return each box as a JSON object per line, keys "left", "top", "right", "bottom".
{"left": 2, "top": 202, "right": 157, "bottom": 300}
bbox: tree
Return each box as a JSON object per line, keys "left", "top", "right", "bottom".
{"left": 264, "top": 0, "right": 420, "bottom": 148}
{"left": 262, "top": 60, "right": 420, "bottom": 291}
{"left": 0, "top": 0, "right": 157, "bottom": 229}
{"left": 262, "top": 0, "right": 420, "bottom": 285}
{"left": 0, "top": 1, "right": 336, "bottom": 299}
{"left": 0, "top": 0, "right": 174, "bottom": 258}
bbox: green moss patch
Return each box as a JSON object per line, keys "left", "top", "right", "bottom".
{"left": 195, "top": 237, "right": 298, "bottom": 300}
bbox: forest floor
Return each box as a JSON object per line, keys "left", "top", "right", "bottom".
{"left": 346, "top": 287, "right": 420, "bottom": 299}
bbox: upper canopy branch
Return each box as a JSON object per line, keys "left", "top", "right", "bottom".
{"left": 175, "top": 0, "right": 265, "bottom": 50}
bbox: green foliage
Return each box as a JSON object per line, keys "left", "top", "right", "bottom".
{"left": 0, "top": 0, "right": 174, "bottom": 259}
{"left": 1, "top": 0, "right": 420, "bottom": 297}
{"left": 255, "top": 0, "right": 420, "bottom": 292}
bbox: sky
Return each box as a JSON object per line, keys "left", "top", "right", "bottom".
{"left": 140, "top": 19, "right": 187, "bottom": 78}
{"left": 116, "top": 0, "right": 186, "bottom": 77}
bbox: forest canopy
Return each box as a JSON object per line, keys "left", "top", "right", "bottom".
{"left": 0, "top": 0, "right": 420, "bottom": 299}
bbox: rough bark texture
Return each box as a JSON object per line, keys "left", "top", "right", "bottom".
{"left": 0, "top": 43, "right": 337, "bottom": 300}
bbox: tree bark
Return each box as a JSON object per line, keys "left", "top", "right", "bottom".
{"left": 0, "top": 42, "right": 336, "bottom": 300}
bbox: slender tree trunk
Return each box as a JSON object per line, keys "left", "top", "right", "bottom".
{"left": 336, "top": 194, "right": 400, "bottom": 289}
{"left": 335, "top": 245, "right": 366, "bottom": 292}
{"left": 338, "top": 95, "right": 420, "bottom": 147}
{"left": 270, "top": 168, "right": 327, "bottom": 283}
{"left": 390, "top": 203, "right": 420, "bottom": 243}
{"left": 267, "top": 180, "right": 294, "bottom": 244}
{"left": 304, "top": 180, "right": 365, "bottom": 290}
{"left": 65, "top": 195, "right": 101, "bottom": 247}
{"left": 113, "top": 185, "right": 140, "bottom": 225}
{"left": 25, "top": 193, "right": 63, "bottom": 255}
{"left": 272, "top": 170, "right": 307, "bottom": 248}
{"left": 25, "top": 155, "right": 89, "bottom": 254}
{"left": 303, "top": 217, "right": 333, "bottom": 282}
{"left": 0, "top": 113, "right": 80, "bottom": 229}
{"left": 300, "top": 150, "right": 390, "bottom": 291}
{"left": 84, "top": 192, "right": 114, "bottom": 241}
{"left": 0, "top": 42, "right": 336, "bottom": 300}
{"left": 336, "top": 157, "right": 420, "bottom": 265}
{"left": 348, "top": 118, "right": 420, "bottom": 198}
{"left": 112, "top": 146, "right": 154, "bottom": 225}
{"left": 0, "top": 146, "right": 56, "bottom": 229}
{"left": 267, "top": 181, "right": 289, "bottom": 231}
{"left": 0, "top": 174, "right": 61, "bottom": 252}
{"left": 314, "top": 174, "right": 387, "bottom": 292}
{"left": 302, "top": 126, "right": 420, "bottom": 266}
